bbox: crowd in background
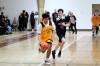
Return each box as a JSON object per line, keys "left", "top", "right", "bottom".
{"left": 0, "top": 9, "right": 77, "bottom": 35}
{"left": 16, "top": 10, "right": 39, "bottom": 32}
{"left": 0, "top": 10, "right": 39, "bottom": 35}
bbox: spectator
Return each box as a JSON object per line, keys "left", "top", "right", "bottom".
{"left": 12, "top": 17, "right": 18, "bottom": 31}
{"left": 5, "top": 16, "right": 12, "bottom": 34}
{"left": 30, "top": 11, "right": 35, "bottom": 31}
{"left": 68, "top": 11, "right": 77, "bottom": 34}
{"left": 34, "top": 12, "right": 39, "bottom": 31}
{"left": 0, "top": 17, "right": 7, "bottom": 35}
{"left": 0, "top": 12, "right": 5, "bottom": 21}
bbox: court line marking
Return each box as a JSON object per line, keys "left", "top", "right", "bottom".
{"left": 37, "top": 34, "right": 87, "bottom": 66}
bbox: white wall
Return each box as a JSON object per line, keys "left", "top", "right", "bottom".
{"left": 0, "top": 0, "right": 4, "bottom": 12}
{"left": 1, "top": 0, "right": 38, "bottom": 24}
{"left": 45, "top": 0, "right": 100, "bottom": 29}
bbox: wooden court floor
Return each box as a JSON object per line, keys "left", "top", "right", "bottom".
{"left": 0, "top": 31, "right": 100, "bottom": 66}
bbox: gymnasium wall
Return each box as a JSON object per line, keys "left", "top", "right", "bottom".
{"left": 45, "top": 0, "right": 100, "bottom": 29}
{"left": 0, "top": 0, "right": 38, "bottom": 24}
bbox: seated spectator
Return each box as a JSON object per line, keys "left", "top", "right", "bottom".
{"left": 5, "top": 16, "right": 12, "bottom": 34}
{"left": 12, "top": 17, "right": 18, "bottom": 31}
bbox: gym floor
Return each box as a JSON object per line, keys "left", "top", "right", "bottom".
{"left": 0, "top": 31, "right": 100, "bottom": 66}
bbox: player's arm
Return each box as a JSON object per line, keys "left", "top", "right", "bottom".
{"left": 37, "top": 23, "right": 42, "bottom": 42}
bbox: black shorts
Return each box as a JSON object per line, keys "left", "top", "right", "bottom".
{"left": 56, "top": 29, "right": 66, "bottom": 42}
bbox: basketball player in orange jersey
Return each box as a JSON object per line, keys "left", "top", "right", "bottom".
{"left": 38, "top": 13, "right": 54, "bottom": 64}
{"left": 92, "top": 9, "right": 100, "bottom": 37}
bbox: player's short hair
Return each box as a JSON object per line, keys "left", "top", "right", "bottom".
{"left": 58, "top": 9, "right": 64, "bottom": 13}
{"left": 42, "top": 13, "right": 50, "bottom": 19}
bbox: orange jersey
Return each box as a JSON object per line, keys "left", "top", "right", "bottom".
{"left": 40, "top": 24, "right": 53, "bottom": 43}
{"left": 92, "top": 16, "right": 100, "bottom": 26}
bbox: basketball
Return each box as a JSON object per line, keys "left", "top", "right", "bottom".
{"left": 39, "top": 42, "right": 49, "bottom": 53}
